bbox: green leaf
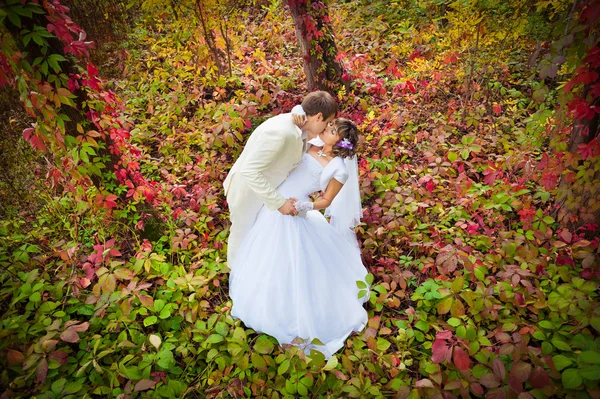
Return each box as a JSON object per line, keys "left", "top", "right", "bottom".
{"left": 448, "top": 151, "right": 458, "bottom": 162}
{"left": 474, "top": 265, "right": 486, "bottom": 281}
{"left": 562, "top": 368, "right": 582, "bottom": 389}
{"left": 462, "top": 136, "right": 475, "bottom": 145}
{"left": 365, "top": 273, "right": 374, "bottom": 286}
{"left": 156, "top": 349, "right": 174, "bottom": 369}
{"left": 122, "top": 366, "right": 143, "bottom": 380}
{"left": 461, "top": 149, "right": 470, "bottom": 160}
{"left": 254, "top": 335, "right": 274, "bottom": 354}
{"left": 414, "top": 320, "right": 429, "bottom": 332}
{"left": 205, "top": 334, "right": 224, "bottom": 344}
{"left": 538, "top": 320, "right": 553, "bottom": 330}
{"left": 436, "top": 296, "right": 453, "bottom": 314}
{"left": 251, "top": 352, "right": 267, "bottom": 372}
{"left": 47, "top": 54, "right": 64, "bottom": 73}
{"left": 51, "top": 378, "right": 66, "bottom": 394}
{"left": 323, "top": 355, "right": 338, "bottom": 371}
{"left": 552, "top": 354, "right": 573, "bottom": 371}
{"left": 154, "top": 299, "right": 165, "bottom": 312}
{"left": 447, "top": 318, "right": 461, "bottom": 327}
{"left": 64, "top": 379, "right": 84, "bottom": 394}
{"left": 591, "top": 318, "right": 600, "bottom": 333}
{"left": 143, "top": 316, "right": 157, "bottom": 327}
{"left": 542, "top": 341, "right": 553, "bottom": 355}
{"left": 356, "top": 280, "right": 367, "bottom": 289}
{"left": 285, "top": 379, "right": 296, "bottom": 394}
{"left": 579, "top": 365, "right": 600, "bottom": 380}
{"left": 80, "top": 148, "right": 89, "bottom": 163}
{"left": 579, "top": 351, "right": 600, "bottom": 365}
{"left": 297, "top": 381, "right": 308, "bottom": 396}
{"left": 278, "top": 359, "right": 290, "bottom": 375}
{"left": 159, "top": 308, "right": 171, "bottom": 319}
{"left": 466, "top": 326, "right": 477, "bottom": 341}
{"left": 551, "top": 338, "right": 571, "bottom": 351}
{"left": 12, "top": 4, "right": 32, "bottom": 17}
{"left": 7, "top": 11, "right": 21, "bottom": 27}
{"left": 377, "top": 338, "right": 391, "bottom": 351}
{"left": 451, "top": 276, "right": 464, "bottom": 293}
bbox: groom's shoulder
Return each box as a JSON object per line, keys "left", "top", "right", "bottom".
{"left": 255, "top": 113, "right": 296, "bottom": 135}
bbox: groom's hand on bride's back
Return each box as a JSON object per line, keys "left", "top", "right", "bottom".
{"left": 278, "top": 198, "right": 299, "bottom": 216}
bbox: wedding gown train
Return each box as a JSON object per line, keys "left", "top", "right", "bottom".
{"left": 229, "top": 153, "right": 369, "bottom": 359}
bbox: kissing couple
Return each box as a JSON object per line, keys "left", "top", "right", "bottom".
{"left": 224, "top": 91, "right": 369, "bottom": 358}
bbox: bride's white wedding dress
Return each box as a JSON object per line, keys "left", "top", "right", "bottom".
{"left": 229, "top": 153, "right": 369, "bottom": 359}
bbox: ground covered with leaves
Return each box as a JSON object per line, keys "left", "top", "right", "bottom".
{"left": 1, "top": 1, "right": 599, "bottom": 398}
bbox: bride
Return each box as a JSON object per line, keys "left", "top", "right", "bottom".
{"left": 228, "top": 113, "right": 369, "bottom": 359}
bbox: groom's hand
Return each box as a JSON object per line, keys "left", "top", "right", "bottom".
{"left": 278, "top": 198, "right": 298, "bottom": 216}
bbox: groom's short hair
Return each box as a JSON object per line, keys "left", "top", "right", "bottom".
{"left": 302, "top": 91, "right": 338, "bottom": 120}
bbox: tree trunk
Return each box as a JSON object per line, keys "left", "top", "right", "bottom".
{"left": 555, "top": 79, "right": 600, "bottom": 234}
{"left": 286, "top": 0, "right": 343, "bottom": 91}
{"left": 195, "top": 0, "right": 226, "bottom": 76}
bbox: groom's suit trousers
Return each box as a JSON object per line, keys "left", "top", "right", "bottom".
{"left": 224, "top": 113, "right": 304, "bottom": 270}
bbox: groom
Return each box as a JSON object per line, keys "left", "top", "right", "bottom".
{"left": 224, "top": 91, "right": 338, "bottom": 269}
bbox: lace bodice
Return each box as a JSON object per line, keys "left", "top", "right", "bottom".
{"left": 277, "top": 154, "right": 348, "bottom": 202}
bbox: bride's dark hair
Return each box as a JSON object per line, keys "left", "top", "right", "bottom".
{"left": 332, "top": 118, "right": 359, "bottom": 159}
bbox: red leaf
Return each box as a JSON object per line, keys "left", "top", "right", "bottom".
{"left": 366, "top": 336, "right": 377, "bottom": 351}
{"left": 80, "top": 277, "right": 91, "bottom": 288}
{"left": 577, "top": 137, "right": 600, "bottom": 160}
{"left": 436, "top": 330, "right": 453, "bottom": 340}
{"left": 415, "top": 378, "right": 435, "bottom": 388}
{"left": 432, "top": 339, "right": 451, "bottom": 363}
{"left": 105, "top": 194, "right": 118, "bottom": 209}
{"left": 48, "top": 350, "right": 68, "bottom": 365}
{"left": 508, "top": 375, "right": 523, "bottom": 393}
{"left": 72, "top": 322, "right": 90, "bottom": 332}
{"left": 426, "top": 180, "right": 435, "bottom": 192}
{"left": 35, "top": 358, "right": 48, "bottom": 383}
{"left": 559, "top": 230, "right": 573, "bottom": 243}
{"left": 470, "top": 382, "right": 484, "bottom": 395}
{"left": 480, "top": 373, "right": 501, "bottom": 388}
{"left": 452, "top": 346, "right": 471, "bottom": 371}
{"left": 332, "top": 369, "right": 348, "bottom": 380}
{"left": 60, "top": 327, "right": 80, "bottom": 343}
{"left": 87, "top": 63, "right": 99, "bottom": 78}
{"left": 493, "top": 357, "right": 506, "bottom": 380}
{"left": 492, "top": 103, "right": 502, "bottom": 116}
{"left": 7, "top": 350, "right": 24, "bottom": 365}
{"left": 514, "top": 292, "right": 525, "bottom": 307}
{"left": 138, "top": 294, "right": 154, "bottom": 308}
{"left": 134, "top": 379, "right": 157, "bottom": 392}
{"left": 529, "top": 365, "right": 551, "bottom": 389}
{"left": 509, "top": 362, "right": 532, "bottom": 383}
{"left": 540, "top": 170, "right": 558, "bottom": 191}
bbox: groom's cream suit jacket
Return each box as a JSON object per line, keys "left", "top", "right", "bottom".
{"left": 224, "top": 113, "right": 304, "bottom": 269}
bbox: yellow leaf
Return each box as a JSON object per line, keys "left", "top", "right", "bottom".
{"left": 149, "top": 334, "right": 161, "bottom": 350}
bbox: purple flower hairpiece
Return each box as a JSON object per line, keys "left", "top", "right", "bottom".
{"left": 336, "top": 137, "right": 353, "bottom": 150}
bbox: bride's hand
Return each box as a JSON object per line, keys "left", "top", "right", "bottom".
{"left": 292, "top": 114, "right": 307, "bottom": 127}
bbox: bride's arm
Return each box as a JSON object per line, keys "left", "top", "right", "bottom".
{"left": 296, "top": 179, "right": 343, "bottom": 213}
{"left": 313, "top": 179, "right": 344, "bottom": 210}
